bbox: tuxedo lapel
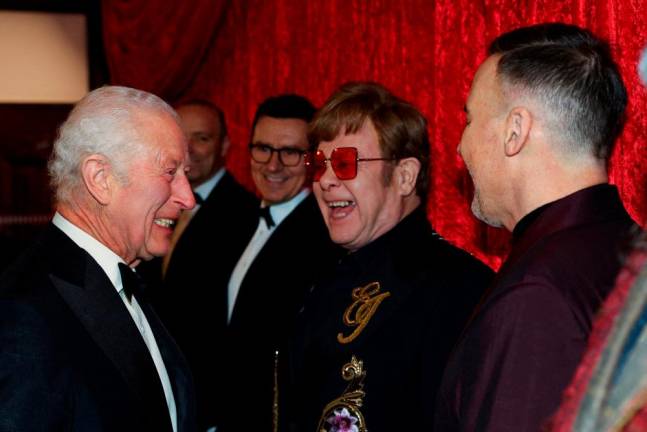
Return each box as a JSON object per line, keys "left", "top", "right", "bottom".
{"left": 47, "top": 227, "right": 173, "bottom": 432}
{"left": 138, "top": 297, "right": 196, "bottom": 431}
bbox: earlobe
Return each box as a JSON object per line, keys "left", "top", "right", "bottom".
{"left": 81, "top": 155, "right": 112, "bottom": 206}
{"left": 396, "top": 157, "right": 421, "bottom": 196}
{"left": 504, "top": 107, "right": 531, "bottom": 157}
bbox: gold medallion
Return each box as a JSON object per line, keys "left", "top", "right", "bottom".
{"left": 317, "top": 356, "right": 368, "bottom": 432}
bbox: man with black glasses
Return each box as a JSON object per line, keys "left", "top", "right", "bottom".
{"left": 214, "top": 94, "right": 340, "bottom": 432}
{"left": 285, "top": 82, "right": 493, "bottom": 432}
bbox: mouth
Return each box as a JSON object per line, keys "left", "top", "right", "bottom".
{"left": 154, "top": 218, "right": 176, "bottom": 229}
{"left": 326, "top": 200, "right": 356, "bottom": 219}
{"left": 264, "top": 174, "right": 288, "bottom": 184}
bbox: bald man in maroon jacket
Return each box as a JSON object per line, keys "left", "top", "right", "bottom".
{"left": 434, "top": 23, "right": 638, "bottom": 432}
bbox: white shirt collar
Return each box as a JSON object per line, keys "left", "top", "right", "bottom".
{"left": 194, "top": 167, "right": 226, "bottom": 202}
{"left": 52, "top": 212, "right": 126, "bottom": 294}
{"left": 263, "top": 188, "right": 310, "bottom": 228}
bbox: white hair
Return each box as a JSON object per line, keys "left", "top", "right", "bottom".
{"left": 48, "top": 86, "right": 179, "bottom": 204}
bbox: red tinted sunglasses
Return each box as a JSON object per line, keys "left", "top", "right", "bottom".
{"left": 306, "top": 147, "right": 393, "bottom": 181}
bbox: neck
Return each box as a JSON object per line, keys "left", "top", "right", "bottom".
{"left": 508, "top": 164, "right": 608, "bottom": 231}
{"left": 57, "top": 199, "right": 135, "bottom": 265}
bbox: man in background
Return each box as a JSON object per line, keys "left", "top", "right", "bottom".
{"left": 0, "top": 86, "right": 197, "bottom": 431}
{"left": 435, "top": 23, "right": 638, "bottom": 432}
{"left": 145, "top": 99, "right": 258, "bottom": 431}
{"left": 288, "top": 82, "right": 493, "bottom": 432}
{"left": 176, "top": 94, "right": 340, "bottom": 432}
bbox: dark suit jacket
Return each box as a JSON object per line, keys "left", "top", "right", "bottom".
{"left": 144, "top": 171, "right": 259, "bottom": 430}
{"left": 435, "top": 184, "right": 638, "bottom": 432}
{"left": 0, "top": 224, "right": 196, "bottom": 432}
{"left": 287, "top": 207, "right": 494, "bottom": 432}
{"left": 217, "top": 193, "right": 343, "bottom": 432}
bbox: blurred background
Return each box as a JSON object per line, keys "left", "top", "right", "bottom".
{"left": 1, "top": 0, "right": 645, "bottom": 270}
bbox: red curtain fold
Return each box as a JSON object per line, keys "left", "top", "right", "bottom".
{"left": 103, "top": 0, "right": 647, "bottom": 269}
{"left": 102, "top": 0, "right": 229, "bottom": 102}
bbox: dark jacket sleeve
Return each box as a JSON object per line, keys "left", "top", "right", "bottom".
{"left": 0, "top": 301, "right": 71, "bottom": 431}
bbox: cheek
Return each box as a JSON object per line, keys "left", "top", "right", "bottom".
{"left": 288, "top": 166, "right": 307, "bottom": 183}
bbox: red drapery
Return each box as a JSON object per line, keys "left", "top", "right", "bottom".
{"left": 103, "top": 0, "right": 647, "bottom": 268}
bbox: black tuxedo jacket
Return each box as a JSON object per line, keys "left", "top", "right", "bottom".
{"left": 145, "top": 171, "right": 259, "bottom": 430}
{"left": 0, "top": 225, "right": 197, "bottom": 432}
{"left": 217, "top": 193, "right": 343, "bottom": 432}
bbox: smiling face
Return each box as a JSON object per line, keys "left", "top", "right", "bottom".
{"left": 177, "top": 104, "right": 227, "bottom": 187}
{"left": 458, "top": 55, "right": 508, "bottom": 228}
{"left": 314, "top": 120, "right": 406, "bottom": 252}
{"left": 250, "top": 116, "right": 309, "bottom": 205}
{"left": 107, "top": 111, "right": 196, "bottom": 263}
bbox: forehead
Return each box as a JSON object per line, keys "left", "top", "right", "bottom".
{"left": 318, "top": 120, "right": 380, "bottom": 154}
{"left": 467, "top": 55, "right": 503, "bottom": 109}
{"left": 252, "top": 116, "right": 308, "bottom": 149}
{"left": 176, "top": 105, "right": 221, "bottom": 131}
{"left": 138, "top": 111, "right": 187, "bottom": 161}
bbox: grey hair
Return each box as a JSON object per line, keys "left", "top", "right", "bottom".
{"left": 489, "top": 23, "right": 627, "bottom": 160}
{"left": 49, "top": 85, "right": 179, "bottom": 204}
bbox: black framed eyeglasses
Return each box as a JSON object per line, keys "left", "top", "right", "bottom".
{"left": 305, "top": 147, "right": 394, "bottom": 181}
{"left": 248, "top": 143, "right": 306, "bottom": 167}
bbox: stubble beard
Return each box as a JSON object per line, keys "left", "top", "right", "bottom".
{"left": 471, "top": 191, "right": 503, "bottom": 228}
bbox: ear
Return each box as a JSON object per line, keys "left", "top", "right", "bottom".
{"left": 395, "top": 157, "right": 421, "bottom": 196}
{"left": 503, "top": 107, "right": 532, "bottom": 157}
{"left": 220, "top": 135, "right": 231, "bottom": 157}
{"left": 81, "top": 154, "right": 113, "bottom": 206}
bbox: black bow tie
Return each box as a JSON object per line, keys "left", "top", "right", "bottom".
{"left": 259, "top": 206, "right": 275, "bottom": 229}
{"left": 118, "top": 263, "right": 145, "bottom": 302}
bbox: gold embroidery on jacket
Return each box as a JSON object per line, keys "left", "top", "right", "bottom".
{"left": 337, "top": 281, "right": 390, "bottom": 344}
{"left": 317, "top": 356, "right": 367, "bottom": 432}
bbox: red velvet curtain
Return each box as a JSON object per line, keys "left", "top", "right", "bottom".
{"left": 103, "top": 0, "right": 647, "bottom": 268}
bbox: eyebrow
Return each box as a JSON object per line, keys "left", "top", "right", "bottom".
{"left": 252, "top": 141, "right": 303, "bottom": 150}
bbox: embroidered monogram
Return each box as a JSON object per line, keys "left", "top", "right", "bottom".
{"left": 337, "top": 281, "right": 390, "bottom": 344}
{"left": 317, "top": 356, "right": 368, "bottom": 432}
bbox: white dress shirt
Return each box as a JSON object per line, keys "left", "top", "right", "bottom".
{"left": 53, "top": 213, "right": 178, "bottom": 432}
{"left": 226, "top": 189, "right": 310, "bottom": 322}
{"left": 194, "top": 167, "right": 226, "bottom": 203}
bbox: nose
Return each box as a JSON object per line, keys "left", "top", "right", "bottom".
{"left": 265, "top": 150, "right": 283, "bottom": 172}
{"left": 317, "top": 160, "right": 339, "bottom": 191}
{"left": 174, "top": 172, "right": 196, "bottom": 210}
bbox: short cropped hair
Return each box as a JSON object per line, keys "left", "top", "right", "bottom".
{"left": 49, "top": 85, "right": 179, "bottom": 204}
{"left": 176, "top": 98, "right": 228, "bottom": 141}
{"left": 489, "top": 22, "right": 627, "bottom": 160}
{"left": 308, "top": 82, "right": 430, "bottom": 199}
{"left": 250, "top": 94, "right": 316, "bottom": 135}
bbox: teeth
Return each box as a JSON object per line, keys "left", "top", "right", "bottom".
{"left": 154, "top": 218, "right": 176, "bottom": 228}
{"left": 328, "top": 201, "right": 353, "bottom": 208}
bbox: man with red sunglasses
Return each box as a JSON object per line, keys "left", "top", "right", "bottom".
{"left": 286, "top": 82, "right": 493, "bottom": 432}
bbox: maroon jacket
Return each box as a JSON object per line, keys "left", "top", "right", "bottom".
{"left": 435, "top": 184, "right": 637, "bottom": 432}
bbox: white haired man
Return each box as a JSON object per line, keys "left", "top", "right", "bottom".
{"left": 0, "top": 86, "right": 197, "bottom": 431}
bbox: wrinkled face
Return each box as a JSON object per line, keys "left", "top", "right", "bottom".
{"left": 108, "top": 112, "right": 195, "bottom": 263}
{"left": 177, "top": 104, "right": 227, "bottom": 187}
{"left": 250, "top": 116, "right": 309, "bottom": 204}
{"left": 314, "top": 121, "right": 404, "bottom": 251}
{"left": 458, "top": 55, "right": 507, "bottom": 228}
